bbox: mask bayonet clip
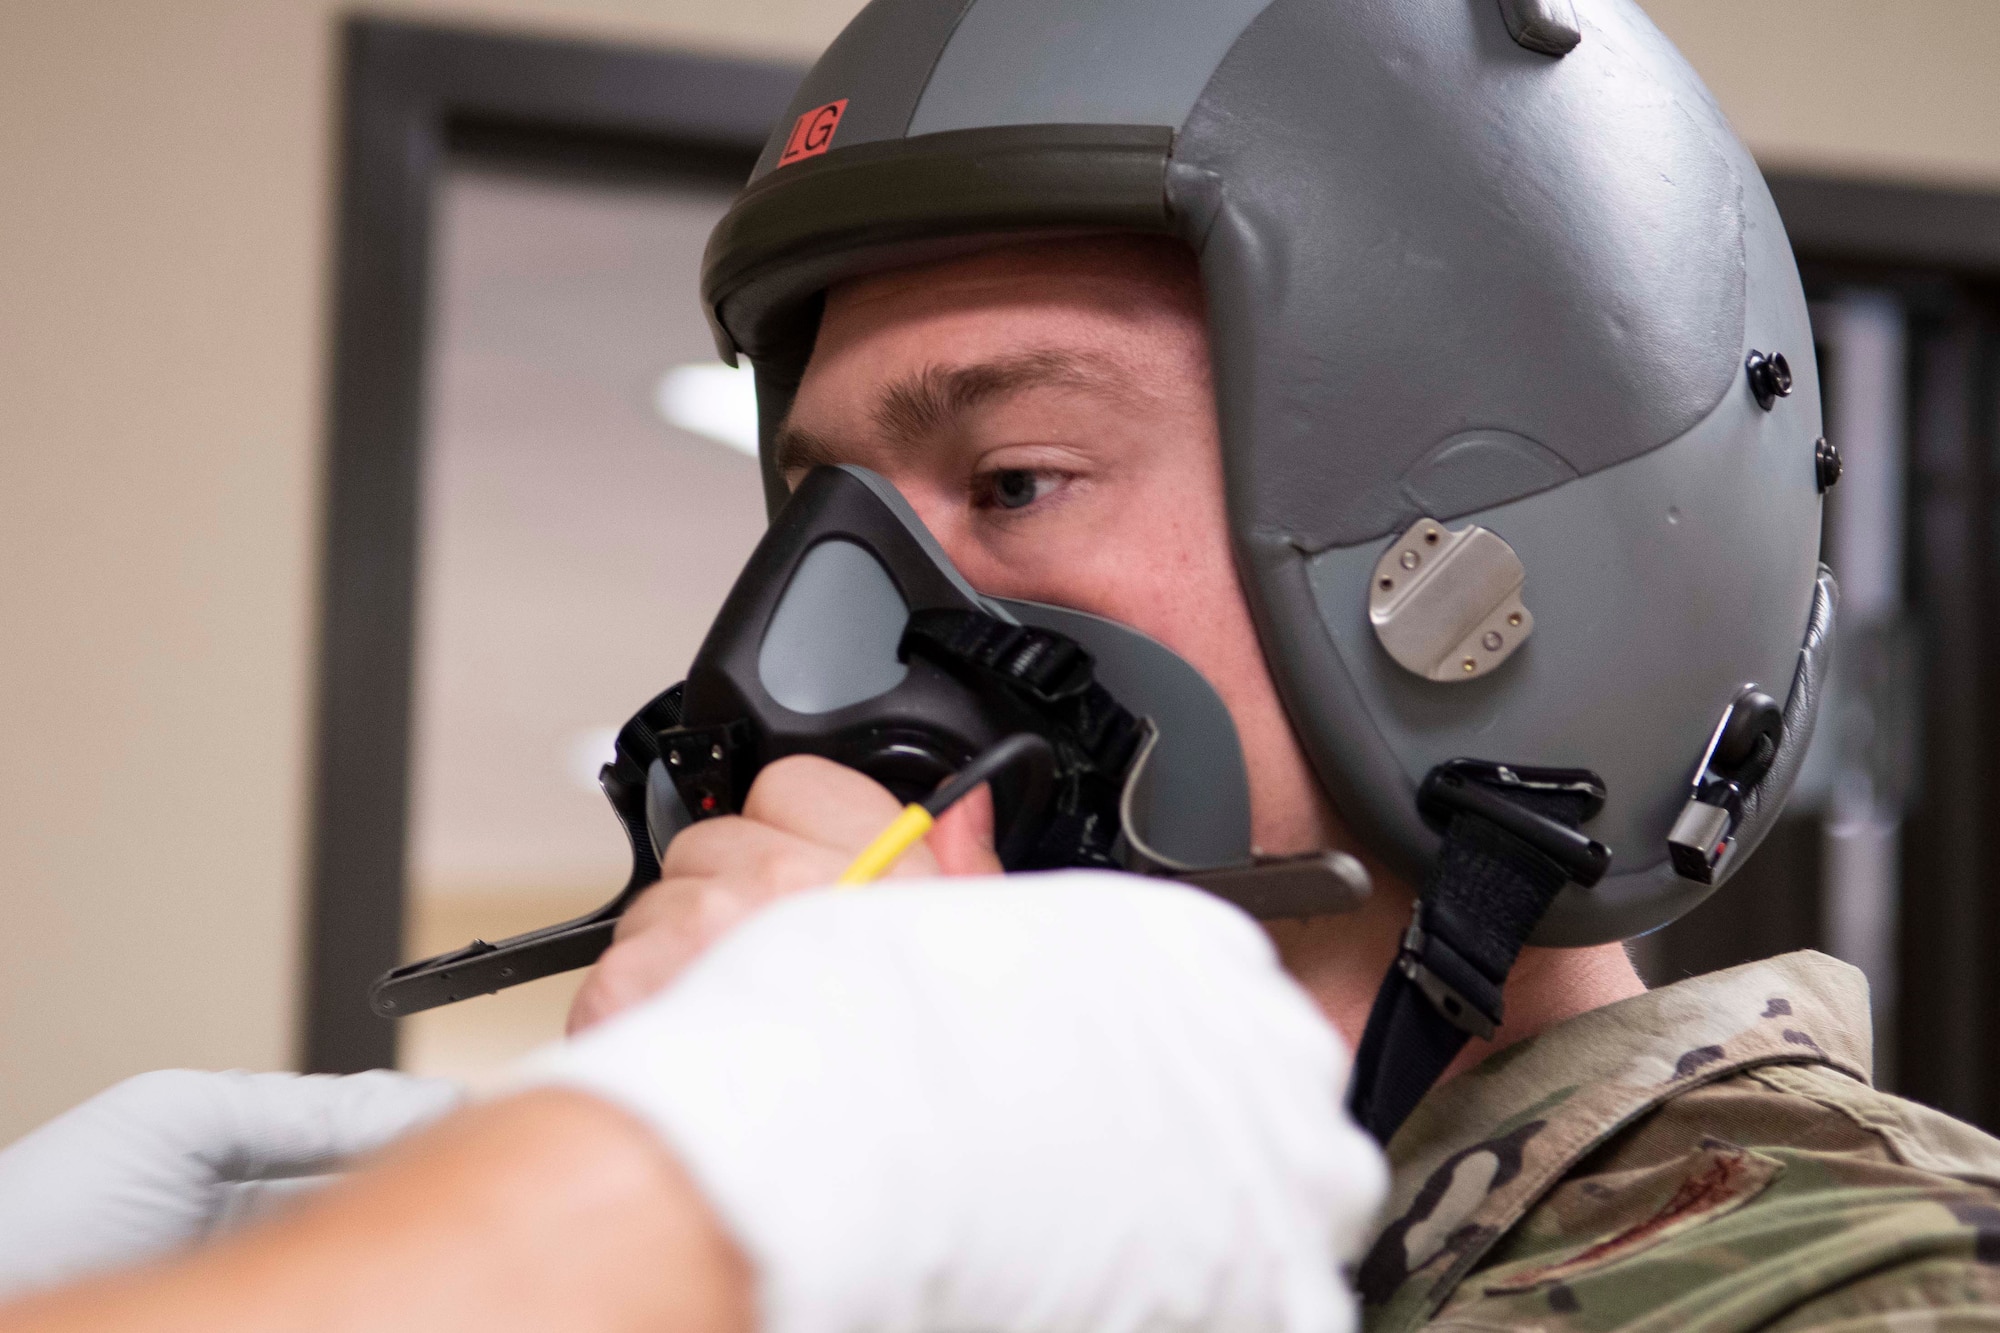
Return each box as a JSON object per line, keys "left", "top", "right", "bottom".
{"left": 658, "top": 719, "right": 753, "bottom": 821}
{"left": 1116, "top": 721, "right": 1372, "bottom": 918}
{"left": 1667, "top": 686, "right": 1783, "bottom": 884}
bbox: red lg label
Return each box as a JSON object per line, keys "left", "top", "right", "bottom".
{"left": 778, "top": 99, "right": 848, "bottom": 167}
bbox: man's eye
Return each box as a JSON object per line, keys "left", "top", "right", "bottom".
{"left": 988, "top": 469, "right": 1043, "bottom": 510}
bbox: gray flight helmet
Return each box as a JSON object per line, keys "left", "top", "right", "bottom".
{"left": 700, "top": 0, "right": 1835, "bottom": 946}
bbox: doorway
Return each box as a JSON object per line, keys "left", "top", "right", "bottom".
{"left": 305, "top": 18, "right": 798, "bottom": 1075}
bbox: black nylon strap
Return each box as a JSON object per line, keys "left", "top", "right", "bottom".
{"left": 900, "top": 608, "right": 1144, "bottom": 870}
{"left": 899, "top": 609, "right": 1142, "bottom": 773}
{"left": 1346, "top": 773, "right": 1600, "bottom": 1144}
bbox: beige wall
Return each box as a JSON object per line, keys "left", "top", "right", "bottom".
{"left": 0, "top": 0, "right": 859, "bottom": 1144}
{"left": 0, "top": 0, "right": 1994, "bottom": 1143}
{"left": 1649, "top": 0, "right": 2000, "bottom": 189}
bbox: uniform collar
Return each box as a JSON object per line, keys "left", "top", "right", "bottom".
{"left": 1356, "top": 950, "right": 1872, "bottom": 1330}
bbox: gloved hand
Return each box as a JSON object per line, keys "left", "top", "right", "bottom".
{"left": 521, "top": 872, "right": 1387, "bottom": 1333}
{"left": 0, "top": 1068, "right": 463, "bottom": 1300}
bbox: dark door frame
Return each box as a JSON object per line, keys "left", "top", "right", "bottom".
{"left": 306, "top": 15, "right": 2000, "bottom": 1081}
{"left": 1766, "top": 172, "right": 2000, "bottom": 277}
{"left": 305, "top": 17, "right": 799, "bottom": 1072}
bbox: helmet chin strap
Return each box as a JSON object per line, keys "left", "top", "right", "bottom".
{"left": 1348, "top": 673, "right": 1800, "bottom": 1144}
{"left": 1346, "top": 762, "right": 1609, "bottom": 1144}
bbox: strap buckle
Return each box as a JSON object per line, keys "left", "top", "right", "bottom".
{"left": 1395, "top": 900, "right": 1502, "bottom": 1039}
{"left": 901, "top": 609, "right": 1096, "bottom": 704}
{"left": 1416, "top": 759, "right": 1611, "bottom": 887}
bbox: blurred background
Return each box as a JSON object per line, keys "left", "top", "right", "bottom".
{"left": 5, "top": 0, "right": 2000, "bottom": 1144}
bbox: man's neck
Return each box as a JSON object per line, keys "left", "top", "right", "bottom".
{"left": 1263, "top": 870, "right": 1646, "bottom": 1084}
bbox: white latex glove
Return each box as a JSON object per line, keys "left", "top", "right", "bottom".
{"left": 521, "top": 871, "right": 1387, "bottom": 1333}
{"left": 0, "top": 1068, "right": 463, "bottom": 1300}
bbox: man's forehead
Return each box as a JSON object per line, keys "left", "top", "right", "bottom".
{"left": 778, "top": 237, "right": 1207, "bottom": 473}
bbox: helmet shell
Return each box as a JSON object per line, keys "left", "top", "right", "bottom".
{"left": 703, "top": 0, "right": 1830, "bottom": 944}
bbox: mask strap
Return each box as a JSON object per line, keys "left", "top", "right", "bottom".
{"left": 900, "top": 608, "right": 1144, "bottom": 869}
{"left": 1346, "top": 762, "right": 1607, "bottom": 1143}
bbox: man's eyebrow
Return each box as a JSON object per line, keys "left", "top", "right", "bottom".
{"left": 771, "top": 421, "right": 845, "bottom": 477}
{"left": 872, "top": 349, "right": 1128, "bottom": 448}
{"left": 771, "top": 348, "right": 1129, "bottom": 477}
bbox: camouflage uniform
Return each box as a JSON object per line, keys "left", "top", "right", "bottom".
{"left": 1360, "top": 951, "right": 2000, "bottom": 1331}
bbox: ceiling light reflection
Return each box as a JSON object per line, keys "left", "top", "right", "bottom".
{"left": 565, "top": 726, "right": 621, "bottom": 791}
{"left": 654, "top": 360, "right": 759, "bottom": 457}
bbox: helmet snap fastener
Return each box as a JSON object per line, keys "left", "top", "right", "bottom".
{"left": 1815, "top": 436, "right": 1843, "bottom": 492}
{"left": 1746, "top": 349, "right": 1793, "bottom": 410}
{"left": 1369, "top": 518, "right": 1532, "bottom": 682}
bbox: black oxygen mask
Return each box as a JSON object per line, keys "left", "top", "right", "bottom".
{"left": 371, "top": 466, "right": 1366, "bottom": 1018}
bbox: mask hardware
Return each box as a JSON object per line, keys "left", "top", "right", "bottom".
{"left": 1667, "top": 687, "right": 1784, "bottom": 884}
{"left": 661, "top": 720, "right": 753, "bottom": 818}
{"left": 1369, "top": 518, "right": 1533, "bottom": 682}
{"left": 1116, "top": 721, "right": 1371, "bottom": 917}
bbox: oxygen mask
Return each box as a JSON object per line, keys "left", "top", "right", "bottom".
{"left": 372, "top": 465, "right": 1367, "bottom": 1018}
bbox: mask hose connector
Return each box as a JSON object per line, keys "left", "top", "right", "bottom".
{"left": 837, "top": 734, "right": 1056, "bottom": 886}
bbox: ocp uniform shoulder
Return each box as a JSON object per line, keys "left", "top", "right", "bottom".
{"left": 1361, "top": 952, "right": 2000, "bottom": 1332}
{"left": 1430, "top": 1064, "right": 2000, "bottom": 1331}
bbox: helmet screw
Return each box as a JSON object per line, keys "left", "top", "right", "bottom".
{"left": 1482, "top": 631, "right": 1504, "bottom": 651}
{"left": 1399, "top": 550, "right": 1420, "bottom": 570}
{"left": 1746, "top": 349, "right": 1793, "bottom": 411}
{"left": 1815, "top": 436, "right": 1843, "bottom": 492}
